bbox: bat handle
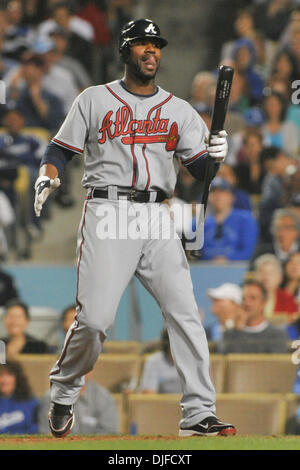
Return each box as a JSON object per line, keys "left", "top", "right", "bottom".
{"left": 201, "top": 155, "right": 216, "bottom": 211}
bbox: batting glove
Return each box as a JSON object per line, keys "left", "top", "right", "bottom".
{"left": 34, "top": 175, "right": 61, "bottom": 217}
{"left": 205, "top": 130, "right": 228, "bottom": 162}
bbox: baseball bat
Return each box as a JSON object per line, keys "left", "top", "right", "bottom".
{"left": 201, "top": 65, "right": 234, "bottom": 214}
{"left": 187, "top": 65, "right": 233, "bottom": 255}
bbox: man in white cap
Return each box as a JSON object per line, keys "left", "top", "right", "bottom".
{"left": 207, "top": 282, "right": 245, "bottom": 341}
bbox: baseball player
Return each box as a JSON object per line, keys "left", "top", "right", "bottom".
{"left": 34, "top": 19, "right": 236, "bottom": 437}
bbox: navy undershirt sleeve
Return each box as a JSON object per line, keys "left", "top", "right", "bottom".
{"left": 41, "top": 142, "right": 75, "bottom": 176}
{"left": 185, "top": 154, "right": 220, "bottom": 181}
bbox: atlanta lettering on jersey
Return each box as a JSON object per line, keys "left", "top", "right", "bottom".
{"left": 98, "top": 106, "right": 179, "bottom": 150}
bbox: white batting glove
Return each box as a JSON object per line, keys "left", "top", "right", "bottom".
{"left": 205, "top": 130, "right": 228, "bottom": 162}
{"left": 34, "top": 175, "right": 61, "bottom": 217}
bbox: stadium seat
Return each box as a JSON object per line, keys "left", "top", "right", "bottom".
{"left": 112, "top": 393, "right": 126, "bottom": 434}
{"left": 127, "top": 394, "right": 181, "bottom": 435}
{"left": 91, "top": 354, "right": 142, "bottom": 392}
{"left": 210, "top": 354, "right": 226, "bottom": 393}
{"left": 216, "top": 394, "right": 285, "bottom": 435}
{"left": 103, "top": 341, "right": 142, "bottom": 354}
{"left": 15, "top": 354, "right": 58, "bottom": 397}
{"left": 225, "top": 354, "right": 297, "bottom": 393}
{"left": 284, "top": 393, "right": 300, "bottom": 434}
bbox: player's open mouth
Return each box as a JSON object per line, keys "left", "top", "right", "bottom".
{"left": 142, "top": 55, "right": 157, "bottom": 70}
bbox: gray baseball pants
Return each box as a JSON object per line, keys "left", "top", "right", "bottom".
{"left": 49, "top": 196, "right": 216, "bottom": 428}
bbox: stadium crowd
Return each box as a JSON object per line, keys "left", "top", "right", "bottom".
{"left": 0, "top": 0, "right": 300, "bottom": 435}
{"left": 0, "top": 0, "right": 133, "bottom": 260}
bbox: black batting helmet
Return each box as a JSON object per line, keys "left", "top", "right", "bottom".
{"left": 119, "top": 18, "right": 168, "bottom": 62}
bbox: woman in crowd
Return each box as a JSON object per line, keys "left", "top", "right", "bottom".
{"left": 253, "top": 253, "right": 299, "bottom": 322}
{"left": 261, "top": 90, "right": 299, "bottom": 158}
{"left": 282, "top": 251, "right": 300, "bottom": 303}
{"left": 1, "top": 300, "right": 51, "bottom": 356}
{"left": 0, "top": 360, "right": 39, "bottom": 434}
{"left": 234, "top": 129, "right": 265, "bottom": 196}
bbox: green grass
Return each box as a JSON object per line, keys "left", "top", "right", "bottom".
{"left": 0, "top": 435, "right": 300, "bottom": 450}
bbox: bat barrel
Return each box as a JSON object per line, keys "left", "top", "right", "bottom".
{"left": 210, "top": 66, "right": 234, "bottom": 134}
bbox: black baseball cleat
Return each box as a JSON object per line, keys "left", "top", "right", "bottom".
{"left": 179, "top": 416, "right": 237, "bottom": 437}
{"left": 48, "top": 402, "right": 74, "bottom": 438}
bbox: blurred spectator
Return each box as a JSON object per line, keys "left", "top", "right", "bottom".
{"left": 0, "top": 28, "right": 18, "bottom": 80}
{"left": 265, "top": 74, "right": 300, "bottom": 137}
{"left": 221, "top": 7, "right": 276, "bottom": 79}
{"left": 0, "top": 299, "right": 52, "bottom": 356}
{"left": 201, "top": 177, "right": 258, "bottom": 262}
{"left": 252, "top": 31, "right": 278, "bottom": 81}
{"left": 0, "top": 106, "right": 48, "bottom": 258}
{"left": 61, "top": 303, "right": 77, "bottom": 333}
{"left": 190, "top": 71, "right": 216, "bottom": 109}
{"left": 226, "top": 106, "right": 265, "bottom": 165}
{"left": 0, "top": 265, "right": 18, "bottom": 306}
{"left": 218, "top": 279, "right": 289, "bottom": 354}
{"left": 49, "top": 27, "right": 92, "bottom": 90}
{"left": 254, "top": 0, "right": 294, "bottom": 41}
{"left": 258, "top": 146, "right": 297, "bottom": 242}
{"left": 250, "top": 208, "right": 300, "bottom": 267}
{"left": 278, "top": 7, "right": 300, "bottom": 48}
{"left": 288, "top": 193, "right": 300, "bottom": 224}
{"left": 7, "top": 55, "right": 65, "bottom": 132}
{"left": 38, "top": 372, "right": 119, "bottom": 435}
{"left": 261, "top": 90, "right": 299, "bottom": 158}
{"left": 220, "top": 7, "right": 259, "bottom": 61}
{"left": 253, "top": 253, "right": 298, "bottom": 322}
{"left": 0, "top": 360, "right": 39, "bottom": 434}
{"left": 281, "top": 251, "right": 300, "bottom": 303}
{"left": 234, "top": 129, "right": 265, "bottom": 196}
{"left": 29, "top": 36, "right": 80, "bottom": 115}
{"left": 271, "top": 49, "right": 299, "bottom": 84}
{"left": 22, "top": 0, "right": 49, "bottom": 27}
{"left": 37, "top": 1, "right": 95, "bottom": 72}
{"left": 57, "top": 303, "right": 77, "bottom": 350}
{"left": 217, "top": 163, "right": 252, "bottom": 211}
{"left": 139, "top": 328, "right": 182, "bottom": 394}
{"left": 1, "top": 0, "right": 34, "bottom": 62}
{"left": 0, "top": 191, "right": 15, "bottom": 260}
{"left": 225, "top": 59, "right": 250, "bottom": 114}
{"left": 293, "top": 363, "right": 300, "bottom": 394}
{"left": 0, "top": 108, "right": 19, "bottom": 206}
{"left": 206, "top": 283, "right": 245, "bottom": 341}
{"left": 106, "top": 0, "right": 133, "bottom": 43}
{"left": 230, "top": 38, "right": 265, "bottom": 105}
{"left": 284, "top": 21, "right": 300, "bottom": 75}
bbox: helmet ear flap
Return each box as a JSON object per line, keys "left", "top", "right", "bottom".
{"left": 120, "top": 42, "right": 131, "bottom": 63}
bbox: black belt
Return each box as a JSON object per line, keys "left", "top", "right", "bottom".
{"left": 91, "top": 188, "right": 167, "bottom": 203}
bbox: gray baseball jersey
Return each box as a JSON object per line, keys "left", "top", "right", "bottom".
{"left": 49, "top": 79, "right": 217, "bottom": 430}
{"left": 52, "top": 79, "right": 208, "bottom": 197}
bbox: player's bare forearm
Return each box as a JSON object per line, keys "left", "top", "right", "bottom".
{"left": 39, "top": 163, "right": 59, "bottom": 179}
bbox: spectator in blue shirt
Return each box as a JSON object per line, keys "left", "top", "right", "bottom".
{"left": 0, "top": 106, "right": 48, "bottom": 258}
{"left": 0, "top": 360, "right": 39, "bottom": 434}
{"left": 201, "top": 178, "right": 258, "bottom": 262}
